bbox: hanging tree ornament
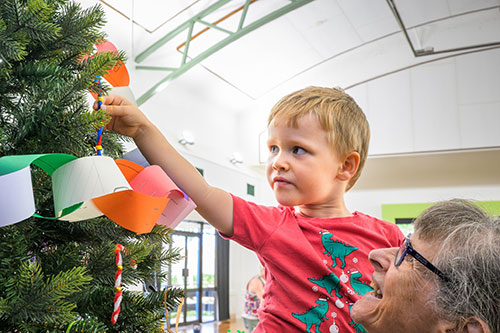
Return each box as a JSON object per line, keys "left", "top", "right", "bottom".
{"left": 111, "top": 243, "right": 125, "bottom": 324}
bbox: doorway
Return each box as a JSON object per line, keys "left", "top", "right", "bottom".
{"left": 164, "top": 221, "right": 217, "bottom": 326}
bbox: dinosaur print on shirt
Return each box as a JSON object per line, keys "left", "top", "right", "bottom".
{"left": 321, "top": 231, "right": 358, "bottom": 269}
{"left": 347, "top": 269, "right": 373, "bottom": 296}
{"left": 308, "top": 272, "right": 343, "bottom": 298}
{"left": 292, "top": 297, "right": 329, "bottom": 333}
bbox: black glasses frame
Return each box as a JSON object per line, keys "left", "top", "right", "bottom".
{"left": 395, "top": 236, "right": 450, "bottom": 282}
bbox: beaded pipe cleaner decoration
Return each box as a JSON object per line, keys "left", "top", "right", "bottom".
{"left": 110, "top": 245, "right": 137, "bottom": 324}
{"left": 95, "top": 76, "right": 104, "bottom": 156}
{"left": 111, "top": 243, "right": 125, "bottom": 325}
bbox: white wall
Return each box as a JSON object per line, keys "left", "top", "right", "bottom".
{"left": 347, "top": 47, "right": 500, "bottom": 156}
{"left": 346, "top": 185, "right": 500, "bottom": 219}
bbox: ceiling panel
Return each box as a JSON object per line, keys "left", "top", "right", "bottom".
{"left": 284, "top": 0, "right": 362, "bottom": 58}
{"left": 447, "top": 0, "right": 499, "bottom": 16}
{"left": 414, "top": 8, "right": 500, "bottom": 52}
{"left": 395, "top": 0, "right": 499, "bottom": 28}
{"left": 337, "top": 0, "right": 399, "bottom": 42}
{"left": 180, "top": 0, "right": 291, "bottom": 57}
{"left": 102, "top": 0, "right": 208, "bottom": 32}
{"left": 395, "top": 0, "right": 451, "bottom": 27}
{"left": 200, "top": 15, "right": 324, "bottom": 98}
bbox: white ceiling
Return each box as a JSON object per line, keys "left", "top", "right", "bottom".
{"left": 99, "top": 0, "right": 500, "bottom": 101}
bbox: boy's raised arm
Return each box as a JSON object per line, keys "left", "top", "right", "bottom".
{"left": 99, "top": 95, "right": 234, "bottom": 236}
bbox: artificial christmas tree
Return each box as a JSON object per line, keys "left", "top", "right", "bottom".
{"left": 0, "top": 0, "right": 183, "bottom": 331}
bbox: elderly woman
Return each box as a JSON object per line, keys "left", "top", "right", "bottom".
{"left": 351, "top": 199, "right": 499, "bottom": 333}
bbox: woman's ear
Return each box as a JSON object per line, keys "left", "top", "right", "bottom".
{"left": 461, "top": 317, "right": 491, "bottom": 333}
{"left": 337, "top": 152, "right": 360, "bottom": 181}
{"left": 440, "top": 317, "right": 491, "bottom": 333}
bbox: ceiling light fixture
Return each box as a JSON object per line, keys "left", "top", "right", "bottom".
{"left": 178, "top": 131, "right": 195, "bottom": 146}
{"left": 229, "top": 152, "right": 244, "bottom": 165}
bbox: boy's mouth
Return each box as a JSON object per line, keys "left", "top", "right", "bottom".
{"left": 273, "top": 176, "right": 290, "bottom": 185}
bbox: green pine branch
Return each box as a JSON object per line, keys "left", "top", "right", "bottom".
{"left": 0, "top": 0, "right": 184, "bottom": 330}
{"left": 2, "top": 262, "right": 92, "bottom": 324}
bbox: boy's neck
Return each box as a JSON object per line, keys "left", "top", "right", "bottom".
{"left": 298, "top": 201, "right": 352, "bottom": 219}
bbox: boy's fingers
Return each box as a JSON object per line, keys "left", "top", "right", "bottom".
{"left": 101, "top": 104, "right": 126, "bottom": 117}
{"left": 103, "top": 94, "right": 131, "bottom": 106}
{"left": 93, "top": 94, "right": 131, "bottom": 110}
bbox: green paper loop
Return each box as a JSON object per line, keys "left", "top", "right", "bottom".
{"left": 0, "top": 153, "right": 82, "bottom": 219}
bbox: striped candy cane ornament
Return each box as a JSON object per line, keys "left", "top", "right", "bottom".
{"left": 111, "top": 243, "right": 125, "bottom": 324}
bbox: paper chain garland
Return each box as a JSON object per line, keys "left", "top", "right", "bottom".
{"left": 0, "top": 154, "right": 196, "bottom": 234}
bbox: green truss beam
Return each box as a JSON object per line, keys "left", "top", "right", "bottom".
{"left": 135, "top": 0, "right": 314, "bottom": 106}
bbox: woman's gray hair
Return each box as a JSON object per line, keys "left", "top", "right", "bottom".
{"left": 414, "top": 199, "right": 500, "bottom": 331}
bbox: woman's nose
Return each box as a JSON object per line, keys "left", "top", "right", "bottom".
{"left": 369, "top": 247, "right": 397, "bottom": 273}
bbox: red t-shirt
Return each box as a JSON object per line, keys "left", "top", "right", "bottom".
{"left": 223, "top": 195, "right": 404, "bottom": 333}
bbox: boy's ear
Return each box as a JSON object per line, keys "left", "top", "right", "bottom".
{"left": 337, "top": 152, "right": 360, "bottom": 181}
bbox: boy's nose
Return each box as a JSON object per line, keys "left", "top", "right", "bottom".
{"left": 271, "top": 153, "right": 289, "bottom": 171}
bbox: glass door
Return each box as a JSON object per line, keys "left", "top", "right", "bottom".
{"left": 201, "top": 225, "right": 216, "bottom": 322}
{"left": 169, "top": 232, "right": 200, "bottom": 325}
{"left": 165, "top": 221, "right": 217, "bottom": 326}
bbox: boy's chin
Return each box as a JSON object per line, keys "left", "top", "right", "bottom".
{"left": 273, "top": 190, "right": 301, "bottom": 207}
{"left": 275, "top": 197, "right": 296, "bottom": 207}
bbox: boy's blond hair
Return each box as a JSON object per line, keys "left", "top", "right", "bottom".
{"left": 268, "top": 86, "right": 369, "bottom": 191}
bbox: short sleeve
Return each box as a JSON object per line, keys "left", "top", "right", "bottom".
{"left": 220, "top": 194, "right": 288, "bottom": 251}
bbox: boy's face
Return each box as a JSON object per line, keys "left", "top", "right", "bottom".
{"left": 266, "top": 113, "right": 344, "bottom": 209}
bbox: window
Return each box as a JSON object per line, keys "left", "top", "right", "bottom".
{"left": 247, "top": 183, "right": 255, "bottom": 196}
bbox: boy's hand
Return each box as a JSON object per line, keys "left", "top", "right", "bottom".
{"left": 93, "top": 94, "right": 150, "bottom": 139}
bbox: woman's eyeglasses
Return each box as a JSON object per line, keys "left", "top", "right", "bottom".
{"left": 395, "top": 235, "right": 450, "bottom": 282}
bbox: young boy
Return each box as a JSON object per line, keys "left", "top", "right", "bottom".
{"left": 99, "top": 86, "right": 404, "bottom": 332}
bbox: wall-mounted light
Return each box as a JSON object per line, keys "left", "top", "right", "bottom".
{"left": 178, "top": 130, "right": 195, "bottom": 146}
{"left": 229, "top": 152, "right": 244, "bottom": 165}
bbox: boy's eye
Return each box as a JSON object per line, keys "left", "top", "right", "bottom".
{"left": 292, "top": 146, "right": 306, "bottom": 154}
{"left": 269, "top": 145, "right": 279, "bottom": 153}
